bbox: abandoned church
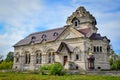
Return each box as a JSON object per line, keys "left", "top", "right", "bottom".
{"left": 13, "top": 6, "right": 111, "bottom": 71}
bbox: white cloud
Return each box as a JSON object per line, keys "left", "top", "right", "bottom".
{"left": 0, "top": 0, "right": 120, "bottom": 58}
{"left": 0, "top": 0, "right": 44, "bottom": 58}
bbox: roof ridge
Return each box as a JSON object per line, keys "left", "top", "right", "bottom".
{"left": 32, "top": 27, "right": 65, "bottom": 35}
{"left": 29, "top": 25, "right": 69, "bottom": 36}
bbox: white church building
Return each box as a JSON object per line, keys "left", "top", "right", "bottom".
{"left": 13, "top": 6, "right": 111, "bottom": 71}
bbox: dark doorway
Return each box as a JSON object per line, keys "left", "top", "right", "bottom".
{"left": 64, "top": 56, "right": 68, "bottom": 66}
{"left": 87, "top": 55, "right": 95, "bottom": 69}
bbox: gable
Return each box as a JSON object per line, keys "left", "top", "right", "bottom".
{"left": 57, "top": 26, "right": 84, "bottom": 40}
{"left": 56, "top": 42, "right": 73, "bottom": 54}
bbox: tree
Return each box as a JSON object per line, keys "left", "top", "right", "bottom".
{"left": 0, "top": 55, "right": 3, "bottom": 63}
{"left": 111, "top": 59, "right": 120, "bottom": 70}
{"left": 5, "top": 52, "right": 14, "bottom": 62}
{"left": 109, "top": 49, "right": 120, "bottom": 70}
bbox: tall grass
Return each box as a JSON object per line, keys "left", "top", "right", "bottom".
{"left": 0, "top": 72, "right": 120, "bottom": 80}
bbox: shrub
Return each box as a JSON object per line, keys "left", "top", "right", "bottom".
{"left": 39, "top": 62, "right": 66, "bottom": 75}
{"left": 39, "top": 65, "right": 49, "bottom": 75}
{"left": 115, "top": 59, "right": 120, "bottom": 70}
{"left": 111, "top": 59, "right": 120, "bottom": 70}
{"left": 109, "top": 58, "right": 113, "bottom": 66}
{"left": 48, "top": 62, "right": 64, "bottom": 75}
{"left": 0, "top": 61, "right": 13, "bottom": 70}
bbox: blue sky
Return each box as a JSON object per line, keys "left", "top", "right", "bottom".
{"left": 0, "top": 0, "right": 120, "bottom": 58}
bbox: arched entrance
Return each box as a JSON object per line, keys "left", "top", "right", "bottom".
{"left": 63, "top": 56, "right": 68, "bottom": 66}
{"left": 87, "top": 53, "right": 95, "bottom": 69}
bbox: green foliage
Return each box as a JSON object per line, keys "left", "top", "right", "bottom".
{"left": 5, "top": 52, "right": 14, "bottom": 62}
{"left": 109, "top": 58, "right": 113, "bottom": 66}
{"left": 0, "top": 61, "right": 13, "bottom": 70}
{"left": 39, "top": 65, "right": 49, "bottom": 75}
{"left": 0, "top": 55, "right": 3, "bottom": 63}
{"left": 116, "top": 59, "right": 120, "bottom": 69}
{"left": 0, "top": 72, "right": 120, "bottom": 80}
{"left": 0, "top": 52, "right": 14, "bottom": 70}
{"left": 39, "top": 62, "right": 65, "bottom": 75}
{"left": 48, "top": 62, "right": 64, "bottom": 75}
{"left": 111, "top": 59, "right": 120, "bottom": 70}
{"left": 111, "top": 50, "right": 115, "bottom": 55}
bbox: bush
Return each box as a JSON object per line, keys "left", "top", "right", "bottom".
{"left": 39, "top": 62, "right": 66, "bottom": 75}
{"left": 39, "top": 65, "right": 49, "bottom": 75}
{"left": 0, "top": 61, "right": 13, "bottom": 70}
{"left": 111, "top": 59, "right": 120, "bottom": 70}
{"left": 48, "top": 62, "right": 64, "bottom": 75}
{"left": 109, "top": 58, "right": 113, "bottom": 66}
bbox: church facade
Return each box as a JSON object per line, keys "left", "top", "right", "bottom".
{"left": 13, "top": 6, "right": 111, "bottom": 71}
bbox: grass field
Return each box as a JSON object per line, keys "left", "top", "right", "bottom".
{"left": 0, "top": 72, "right": 120, "bottom": 80}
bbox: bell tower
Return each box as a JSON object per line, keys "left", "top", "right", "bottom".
{"left": 66, "top": 6, "right": 98, "bottom": 33}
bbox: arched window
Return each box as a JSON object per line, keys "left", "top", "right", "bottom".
{"left": 47, "top": 49, "right": 55, "bottom": 63}
{"left": 87, "top": 54, "right": 95, "bottom": 69}
{"left": 52, "top": 53, "right": 55, "bottom": 62}
{"left": 48, "top": 53, "right": 51, "bottom": 63}
{"left": 72, "top": 17, "right": 80, "bottom": 28}
{"left": 15, "top": 53, "right": 20, "bottom": 63}
{"left": 76, "top": 54, "right": 79, "bottom": 60}
{"left": 25, "top": 53, "right": 27, "bottom": 64}
{"left": 75, "top": 21, "right": 78, "bottom": 26}
{"left": 74, "top": 48, "right": 81, "bottom": 60}
{"left": 100, "top": 46, "right": 102, "bottom": 52}
{"left": 36, "top": 50, "right": 42, "bottom": 64}
{"left": 93, "top": 46, "right": 96, "bottom": 52}
{"left": 25, "top": 52, "right": 31, "bottom": 64}
{"left": 107, "top": 45, "right": 110, "bottom": 52}
{"left": 97, "top": 46, "right": 99, "bottom": 52}
{"left": 28, "top": 54, "right": 30, "bottom": 64}
{"left": 74, "top": 20, "right": 79, "bottom": 27}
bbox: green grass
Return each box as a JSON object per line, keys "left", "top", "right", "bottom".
{"left": 0, "top": 72, "right": 120, "bottom": 80}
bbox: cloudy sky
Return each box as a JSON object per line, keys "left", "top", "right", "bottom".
{"left": 0, "top": 0, "right": 120, "bottom": 58}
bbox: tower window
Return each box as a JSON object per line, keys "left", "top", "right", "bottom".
{"left": 75, "top": 21, "right": 78, "bottom": 26}
{"left": 100, "top": 46, "right": 102, "bottom": 52}
{"left": 97, "top": 46, "right": 99, "bottom": 52}
{"left": 74, "top": 21, "right": 78, "bottom": 27}
{"left": 76, "top": 54, "right": 79, "bottom": 60}
{"left": 72, "top": 17, "right": 79, "bottom": 27}
{"left": 93, "top": 46, "right": 96, "bottom": 52}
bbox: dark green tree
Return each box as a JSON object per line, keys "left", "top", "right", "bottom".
{"left": 0, "top": 55, "right": 3, "bottom": 63}
{"left": 5, "top": 52, "right": 14, "bottom": 62}
{"left": 109, "top": 49, "right": 120, "bottom": 70}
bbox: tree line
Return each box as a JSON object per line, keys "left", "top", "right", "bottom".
{"left": 0, "top": 52, "right": 14, "bottom": 70}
